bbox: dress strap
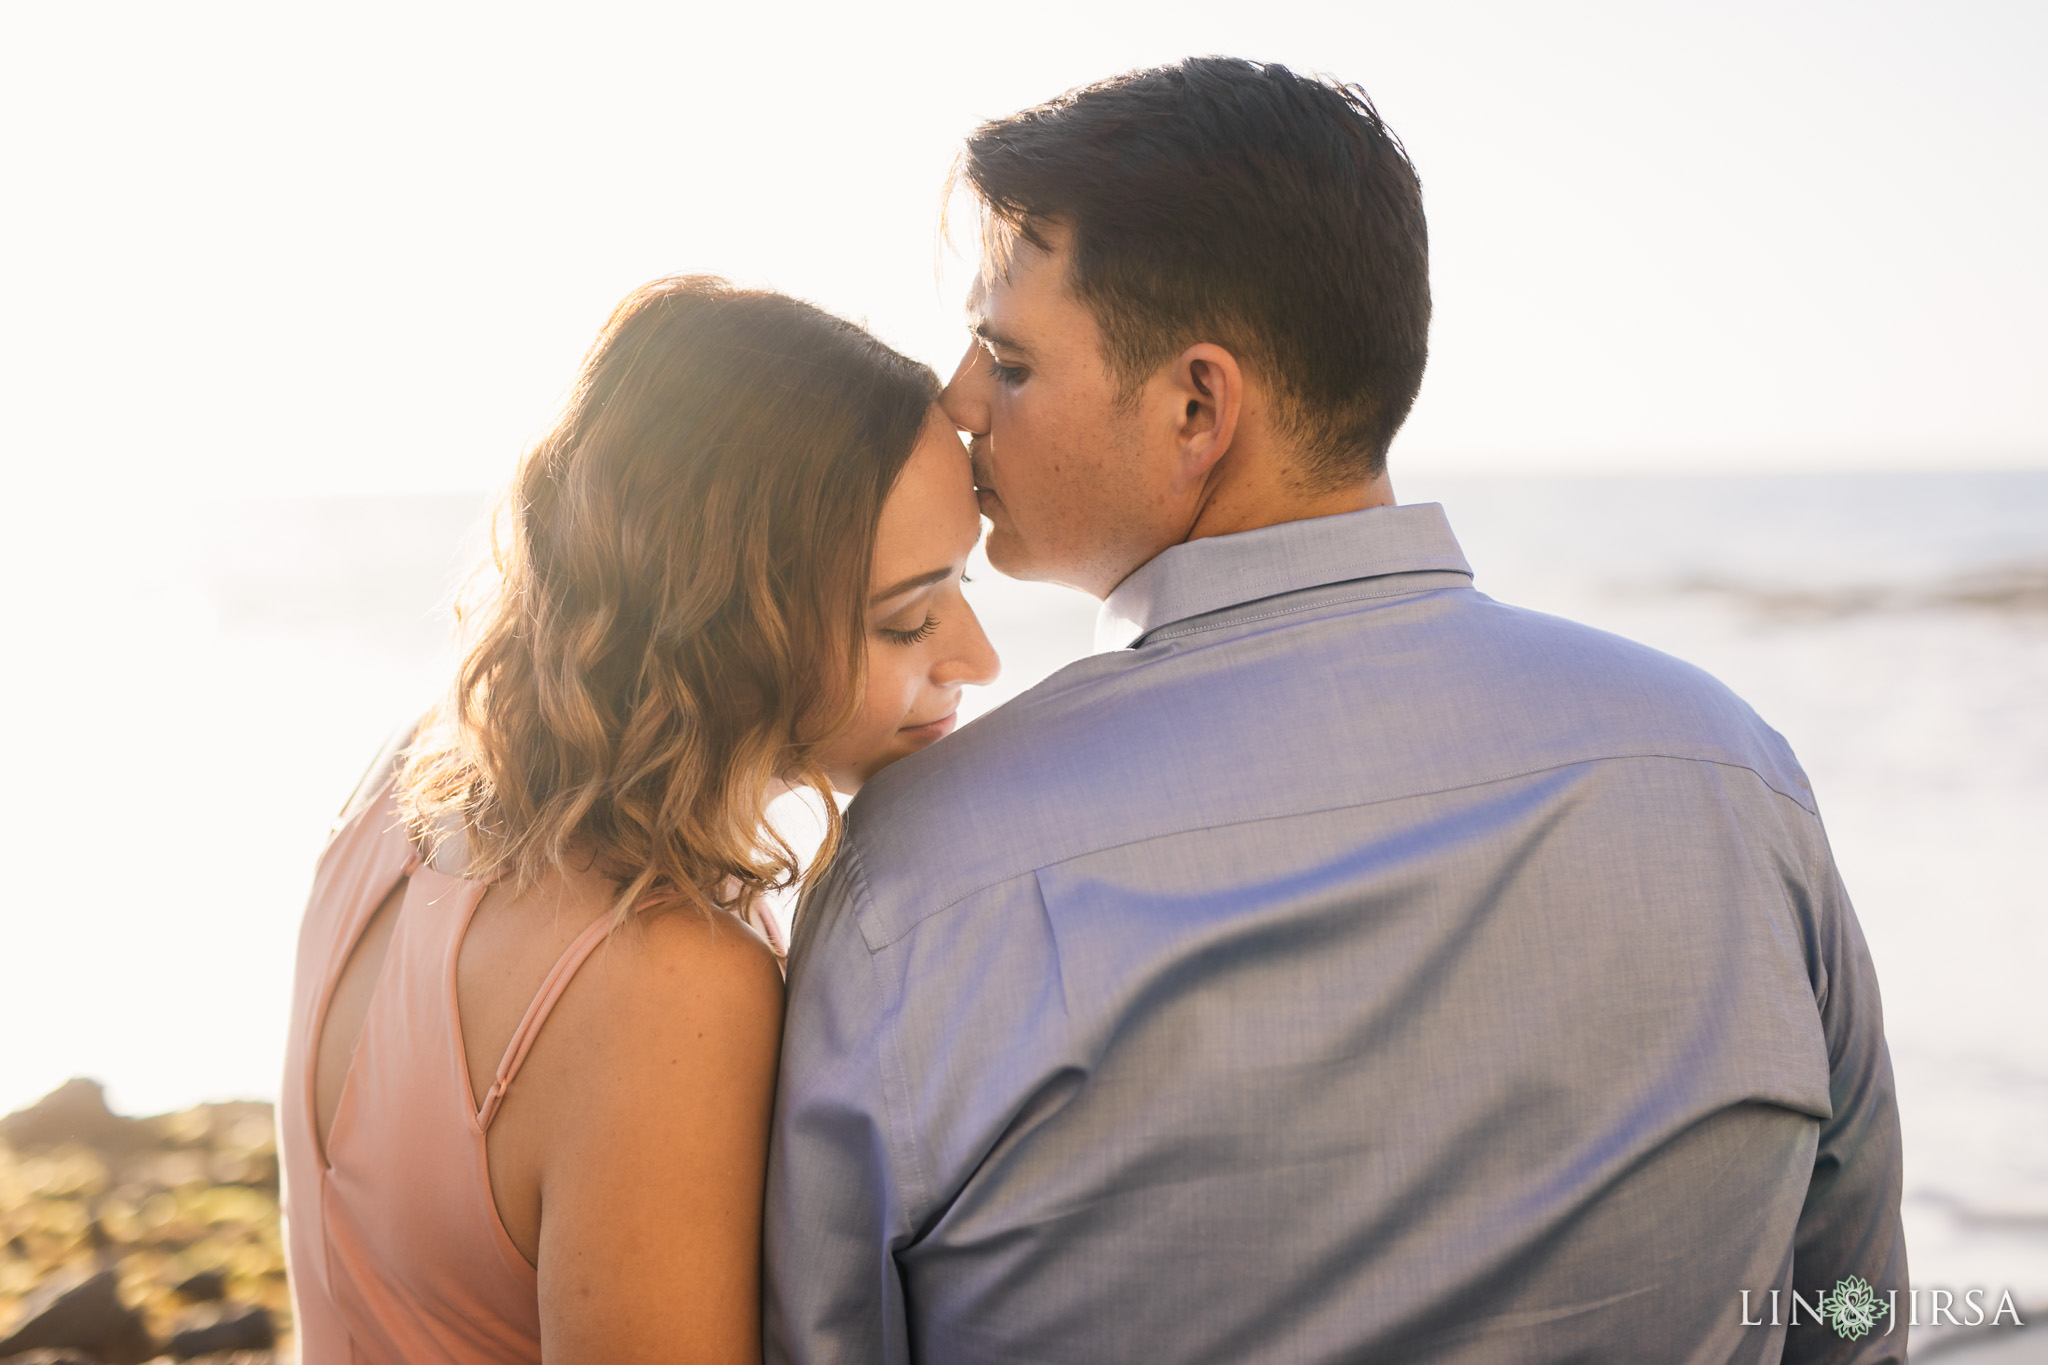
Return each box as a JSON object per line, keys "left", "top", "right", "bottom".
{"left": 476, "top": 915, "right": 615, "bottom": 1131}
{"left": 750, "top": 901, "right": 788, "bottom": 959}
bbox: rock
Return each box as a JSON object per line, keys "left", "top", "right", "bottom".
{"left": 0, "top": 1268, "right": 156, "bottom": 1365}
{"left": 0, "top": 1082, "right": 285, "bottom": 1362}
{"left": 170, "top": 1271, "right": 226, "bottom": 1304}
{"left": 0, "top": 1081, "right": 149, "bottom": 1157}
{"left": 165, "top": 1304, "right": 274, "bottom": 1360}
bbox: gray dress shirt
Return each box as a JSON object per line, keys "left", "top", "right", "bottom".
{"left": 766, "top": 504, "right": 1906, "bottom": 1365}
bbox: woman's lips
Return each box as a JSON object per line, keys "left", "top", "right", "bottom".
{"left": 899, "top": 711, "right": 958, "bottom": 743}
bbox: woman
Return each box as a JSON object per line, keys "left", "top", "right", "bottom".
{"left": 278, "top": 277, "right": 998, "bottom": 1363}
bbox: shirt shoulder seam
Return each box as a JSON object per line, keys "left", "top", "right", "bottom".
{"left": 841, "top": 841, "right": 935, "bottom": 1221}
{"left": 855, "top": 751, "right": 1816, "bottom": 951}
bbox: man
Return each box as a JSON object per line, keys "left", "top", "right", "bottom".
{"left": 767, "top": 58, "right": 1904, "bottom": 1364}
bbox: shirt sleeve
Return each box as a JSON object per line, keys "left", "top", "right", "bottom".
{"left": 1784, "top": 815, "right": 1909, "bottom": 1365}
{"left": 763, "top": 839, "right": 914, "bottom": 1365}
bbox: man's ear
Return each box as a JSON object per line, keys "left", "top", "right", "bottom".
{"left": 1166, "top": 343, "right": 1243, "bottom": 487}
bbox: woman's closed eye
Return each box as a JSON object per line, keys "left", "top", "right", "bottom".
{"left": 880, "top": 614, "right": 939, "bottom": 645}
{"left": 986, "top": 359, "right": 1027, "bottom": 387}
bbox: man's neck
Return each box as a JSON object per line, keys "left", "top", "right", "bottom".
{"left": 1184, "top": 467, "right": 1396, "bottom": 544}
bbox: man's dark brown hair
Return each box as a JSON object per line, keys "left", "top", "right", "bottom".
{"left": 956, "top": 56, "right": 1430, "bottom": 484}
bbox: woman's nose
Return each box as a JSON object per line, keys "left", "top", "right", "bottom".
{"left": 940, "top": 599, "right": 1001, "bottom": 689}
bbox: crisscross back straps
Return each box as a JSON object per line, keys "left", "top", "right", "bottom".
{"left": 476, "top": 915, "right": 615, "bottom": 1131}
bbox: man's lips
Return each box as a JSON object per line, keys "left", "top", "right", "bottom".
{"left": 969, "top": 443, "right": 997, "bottom": 503}
{"left": 899, "top": 711, "right": 958, "bottom": 742}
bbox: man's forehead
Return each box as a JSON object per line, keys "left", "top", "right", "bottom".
{"left": 963, "top": 231, "right": 1063, "bottom": 330}
{"left": 962, "top": 266, "right": 1016, "bottom": 342}
{"left": 969, "top": 210, "right": 1040, "bottom": 293}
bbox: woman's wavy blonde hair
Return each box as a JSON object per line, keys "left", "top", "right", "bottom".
{"left": 398, "top": 276, "right": 938, "bottom": 924}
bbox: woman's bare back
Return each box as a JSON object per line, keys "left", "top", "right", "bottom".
{"left": 304, "top": 828, "right": 784, "bottom": 1362}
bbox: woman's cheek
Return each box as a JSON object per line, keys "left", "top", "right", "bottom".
{"left": 883, "top": 660, "right": 918, "bottom": 732}
{"left": 863, "top": 653, "right": 908, "bottom": 734}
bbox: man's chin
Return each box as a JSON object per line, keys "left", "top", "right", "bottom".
{"left": 978, "top": 510, "right": 1081, "bottom": 588}
{"left": 981, "top": 523, "right": 1037, "bottom": 581}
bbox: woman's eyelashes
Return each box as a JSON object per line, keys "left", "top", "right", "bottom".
{"left": 986, "top": 359, "right": 1026, "bottom": 387}
{"left": 877, "top": 575, "right": 967, "bottom": 645}
{"left": 880, "top": 614, "right": 939, "bottom": 646}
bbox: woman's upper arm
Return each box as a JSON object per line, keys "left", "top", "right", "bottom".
{"left": 533, "top": 909, "right": 785, "bottom": 1365}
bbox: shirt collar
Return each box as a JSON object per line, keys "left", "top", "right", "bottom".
{"left": 1095, "top": 502, "right": 1473, "bottom": 651}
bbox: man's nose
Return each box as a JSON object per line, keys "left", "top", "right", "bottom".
{"left": 939, "top": 343, "right": 989, "bottom": 436}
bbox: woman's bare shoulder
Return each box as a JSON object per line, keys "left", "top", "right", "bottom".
{"left": 549, "top": 900, "right": 785, "bottom": 1074}
{"left": 513, "top": 901, "right": 785, "bottom": 1360}
{"left": 460, "top": 874, "right": 783, "bottom": 1138}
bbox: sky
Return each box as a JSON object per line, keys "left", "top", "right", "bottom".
{"left": 2, "top": 0, "right": 2043, "bottom": 502}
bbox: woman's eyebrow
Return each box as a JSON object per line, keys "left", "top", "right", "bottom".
{"left": 870, "top": 567, "right": 952, "bottom": 606}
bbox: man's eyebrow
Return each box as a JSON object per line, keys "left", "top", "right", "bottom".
{"left": 971, "top": 319, "right": 1030, "bottom": 357}
{"left": 870, "top": 567, "right": 952, "bottom": 606}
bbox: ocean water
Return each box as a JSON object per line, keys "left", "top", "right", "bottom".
{"left": 2, "top": 470, "right": 2043, "bottom": 1331}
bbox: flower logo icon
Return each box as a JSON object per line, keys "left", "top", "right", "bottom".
{"left": 1822, "top": 1275, "right": 1881, "bottom": 1340}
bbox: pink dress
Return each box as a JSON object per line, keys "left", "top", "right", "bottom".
{"left": 279, "top": 773, "right": 784, "bottom": 1364}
